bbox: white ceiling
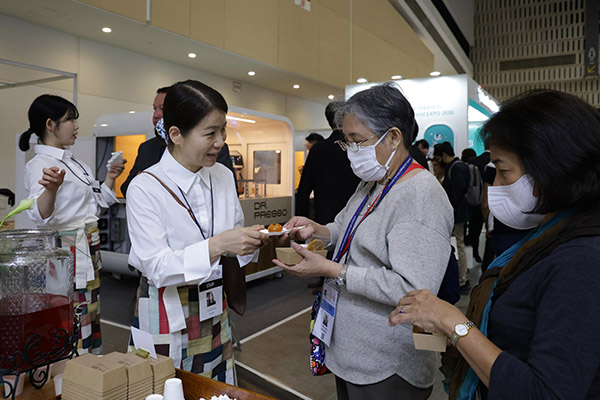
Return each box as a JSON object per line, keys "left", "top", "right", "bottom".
{"left": 0, "top": 0, "right": 466, "bottom": 104}
{"left": 0, "top": 0, "right": 346, "bottom": 104}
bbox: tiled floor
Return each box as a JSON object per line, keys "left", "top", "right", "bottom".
{"left": 99, "top": 249, "right": 482, "bottom": 399}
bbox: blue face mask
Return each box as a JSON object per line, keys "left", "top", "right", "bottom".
{"left": 346, "top": 129, "right": 396, "bottom": 182}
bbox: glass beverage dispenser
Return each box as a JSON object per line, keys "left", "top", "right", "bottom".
{"left": 0, "top": 229, "right": 76, "bottom": 398}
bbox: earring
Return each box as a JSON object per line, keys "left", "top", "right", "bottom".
{"left": 392, "top": 146, "right": 396, "bottom": 151}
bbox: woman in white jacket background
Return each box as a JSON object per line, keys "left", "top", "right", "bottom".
{"left": 20, "top": 94, "right": 126, "bottom": 354}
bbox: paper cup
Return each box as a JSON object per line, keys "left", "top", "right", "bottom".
{"left": 53, "top": 374, "right": 63, "bottom": 396}
{"left": 146, "top": 395, "right": 164, "bottom": 400}
{"left": 2, "top": 374, "right": 24, "bottom": 397}
{"left": 51, "top": 359, "right": 68, "bottom": 377}
{"left": 162, "top": 378, "right": 184, "bottom": 400}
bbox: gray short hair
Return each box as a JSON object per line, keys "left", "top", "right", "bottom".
{"left": 335, "top": 82, "right": 419, "bottom": 150}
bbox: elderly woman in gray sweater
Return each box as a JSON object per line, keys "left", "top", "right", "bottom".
{"left": 273, "top": 83, "right": 453, "bottom": 399}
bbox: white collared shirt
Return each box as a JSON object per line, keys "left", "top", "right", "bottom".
{"left": 24, "top": 145, "right": 118, "bottom": 229}
{"left": 126, "top": 149, "right": 254, "bottom": 288}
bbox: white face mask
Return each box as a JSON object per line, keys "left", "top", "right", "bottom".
{"left": 346, "top": 130, "right": 396, "bottom": 182}
{"left": 488, "top": 174, "right": 545, "bottom": 230}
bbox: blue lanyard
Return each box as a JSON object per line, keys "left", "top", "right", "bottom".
{"left": 59, "top": 157, "right": 92, "bottom": 186}
{"left": 178, "top": 175, "right": 214, "bottom": 240}
{"left": 333, "top": 156, "right": 414, "bottom": 263}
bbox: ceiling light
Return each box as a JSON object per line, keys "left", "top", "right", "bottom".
{"left": 100, "top": 123, "right": 108, "bottom": 127}
{"left": 293, "top": 84, "right": 300, "bottom": 89}
{"left": 101, "top": 27, "right": 112, "bottom": 33}
{"left": 187, "top": 53, "right": 197, "bottom": 59}
{"left": 356, "top": 78, "right": 367, "bottom": 84}
{"left": 430, "top": 71, "right": 441, "bottom": 77}
{"left": 247, "top": 71, "right": 256, "bottom": 76}
{"left": 128, "top": 111, "right": 135, "bottom": 114}
{"left": 391, "top": 75, "right": 403, "bottom": 80}
{"left": 226, "top": 115, "right": 256, "bottom": 124}
{"left": 328, "top": 95, "right": 335, "bottom": 100}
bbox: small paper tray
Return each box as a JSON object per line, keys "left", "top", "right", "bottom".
{"left": 275, "top": 247, "right": 328, "bottom": 265}
{"left": 412, "top": 326, "right": 447, "bottom": 352}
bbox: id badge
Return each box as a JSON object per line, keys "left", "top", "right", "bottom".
{"left": 311, "top": 280, "right": 339, "bottom": 346}
{"left": 198, "top": 268, "right": 223, "bottom": 321}
{"left": 91, "top": 181, "right": 104, "bottom": 204}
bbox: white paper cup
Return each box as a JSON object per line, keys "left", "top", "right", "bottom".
{"left": 53, "top": 374, "right": 63, "bottom": 396}
{"left": 50, "top": 359, "right": 68, "bottom": 377}
{"left": 2, "top": 374, "right": 25, "bottom": 397}
{"left": 146, "top": 395, "right": 164, "bottom": 400}
{"left": 162, "top": 378, "right": 184, "bottom": 400}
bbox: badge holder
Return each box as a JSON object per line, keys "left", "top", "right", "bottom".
{"left": 311, "top": 280, "right": 339, "bottom": 346}
{"left": 198, "top": 268, "right": 224, "bottom": 321}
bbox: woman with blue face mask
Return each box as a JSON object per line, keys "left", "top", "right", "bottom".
{"left": 274, "top": 83, "right": 454, "bottom": 399}
{"left": 390, "top": 89, "right": 600, "bottom": 399}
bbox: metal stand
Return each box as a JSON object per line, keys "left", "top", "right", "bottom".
{"left": 0, "top": 306, "right": 82, "bottom": 399}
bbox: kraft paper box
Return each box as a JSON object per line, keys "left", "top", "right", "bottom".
{"left": 63, "top": 353, "right": 128, "bottom": 393}
{"left": 275, "top": 247, "right": 328, "bottom": 265}
{"left": 148, "top": 353, "right": 175, "bottom": 393}
{"left": 412, "top": 326, "right": 447, "bottom": 352}
{"left": 102, "top": 351, "right": 153, "bottom": 384}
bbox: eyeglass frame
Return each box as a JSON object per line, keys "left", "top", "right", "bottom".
{"left": 335, "top": 128, "right": 391, "bottom": 152}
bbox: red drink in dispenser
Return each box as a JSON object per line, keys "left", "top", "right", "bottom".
{"left": 0, "top": 294, "right": 73, "bottom": 372}
{"left": 0, "top": 229, "right": 75, "bottom": 375}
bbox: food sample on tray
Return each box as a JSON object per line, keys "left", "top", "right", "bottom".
{"left": 267, "top": 223, "right": 282, "bottom": 232}
{"left": 305, "top": 239, "right": 324, "bottom": 251}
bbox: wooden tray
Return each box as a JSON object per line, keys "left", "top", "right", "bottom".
{"left": 14, "top": 368, "right": 276, "bottom": 400}
{"left": 177, "top": 369, "right": 276, "bottom": 400}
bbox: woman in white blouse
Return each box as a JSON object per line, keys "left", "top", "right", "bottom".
{"left": 20, "top": 94, "right": 126, "bottom": 354}
{"left": 126, "top": 80, "right": 268, "bottom": 384}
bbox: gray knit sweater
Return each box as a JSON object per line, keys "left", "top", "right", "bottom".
{"left": 325, "top": 170, "right": 453, "bottom": 387}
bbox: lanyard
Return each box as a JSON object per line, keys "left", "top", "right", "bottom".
{"left": 333, "top": 156, "right": 420, "bottom": 263}
{"left": 59, "top": 157, "right": 92, "bottom": 186}
{"left": 178, "top": 175, "right": 214, "bottom": 240}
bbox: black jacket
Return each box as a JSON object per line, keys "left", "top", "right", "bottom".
{"left": 409, "top": 145, "right": 429, "bottom": 170}
{"left": 443, "top": 157, "right": 471, "bottom": 224}
{"left": 120, "top": 137, "right": 165, "bottom": 197}
{"left": 469, "top": 150, "right": 491, "bottom": 176}
{"left": 295, "top": 130, "right": 361, "bottom": 225}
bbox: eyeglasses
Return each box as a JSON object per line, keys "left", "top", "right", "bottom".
{"left": 335, "top": 133, "right": 378, "bottom": 152}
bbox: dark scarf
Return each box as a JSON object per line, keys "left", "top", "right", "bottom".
{"left": 442, "top": 205, "right": 600, "bottom": 399}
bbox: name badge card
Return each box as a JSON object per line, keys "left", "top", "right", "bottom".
{"left": 92, "top": 181, "right": 104, "bottom": 204}
{"left": 198, "top": 268, "right": 223, "bottom": 321}
{"left": 311, "top": 280, "right": 339, "bottom": 346}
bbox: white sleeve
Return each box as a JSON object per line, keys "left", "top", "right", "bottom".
{"left": 126, "top": 179, "right": 219, "bottom": 288}
{"left": 24, "top": 159, "right": 55, "bottom": 225}
{"left": 99, "top": 181, "right": 118, "bottom": 209}
{"left": 232, "top": 179, "right": 258, "bottom": 266}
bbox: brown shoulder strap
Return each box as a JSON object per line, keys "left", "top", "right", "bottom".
{"left": 139, "top": 171, "right": 196, "bottom": 223}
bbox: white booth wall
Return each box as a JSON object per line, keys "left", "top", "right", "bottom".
{"left": 0, "top": 14, "right": 330, "bottom": 197}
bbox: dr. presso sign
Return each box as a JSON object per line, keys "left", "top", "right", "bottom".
{"left": 240, "top": 197, "right": 292, "bottom": 226}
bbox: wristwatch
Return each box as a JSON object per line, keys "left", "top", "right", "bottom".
{"left": 335, "top": 264, "right": 348, "bottom": 286}
{"left": 451, "top": 321, "right": 475, "bottom": 346}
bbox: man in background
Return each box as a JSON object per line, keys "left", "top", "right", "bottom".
{"left": 121, "top": 86, "right": 234, "bottom": 197}
{"left": 410, "top": 139, "right": 429, "bottom": 170}
{"left": 305, "top": 132, "right": 325, "bottom": 151}
{"left": 465, "top": 144, "right": 491, "bottom": 263}
{"left": 434, "top": 141, "right": 472, "bottom": 294}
